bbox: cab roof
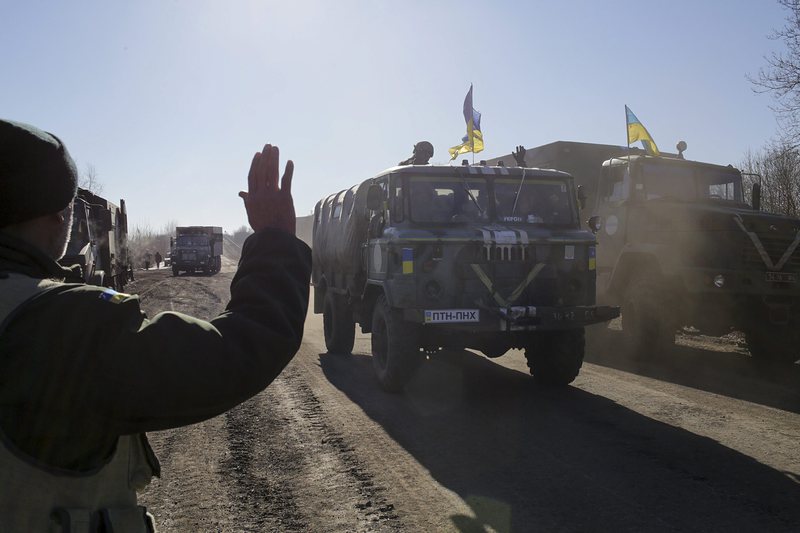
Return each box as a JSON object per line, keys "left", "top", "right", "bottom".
{"left": 375, "top": 164, "right": 572, "bottom": 180}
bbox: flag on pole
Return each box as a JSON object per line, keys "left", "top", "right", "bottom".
{"left": 449, "top": 84, "right": 484, "bottom": 160}
{"left": 625, "top": 105, "right": 660, "bottom": 156}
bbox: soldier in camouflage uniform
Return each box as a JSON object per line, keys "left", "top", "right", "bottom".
{"left": 0, "top": 119, "right": 311, "bottom": 532}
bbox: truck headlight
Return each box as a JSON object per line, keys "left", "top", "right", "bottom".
{"left": 425, "top": 280, "right": 442, "bottom": 299}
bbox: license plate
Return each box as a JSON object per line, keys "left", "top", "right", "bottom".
{"left": 424, "top": 309, "right": 480, "bottom": 323}
{"left": 766, "top": 272, "right": 797, "bottom": 283}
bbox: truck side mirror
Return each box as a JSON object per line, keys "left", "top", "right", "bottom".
{"left": 366, "top": 184, "right": 383, "bottom": 211}
{"left": 752, "top": 182, "right": 761, "bottom": 211}
{"left": 577, "top": 185, "right": 588, "bottom": 210}
{"left": 587, "top": 215, "right": 602, "bottom": 234}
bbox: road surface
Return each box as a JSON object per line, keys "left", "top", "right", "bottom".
{"left": 132, "top": 260, "right": 800, "bottom": 532}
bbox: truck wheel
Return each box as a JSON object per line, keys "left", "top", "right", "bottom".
{"left": 524, "top": 329, "right": 585, "bottom": 386}
{"left": 745, "top": 324, "right": 799, "bottom": 365}
{"left": 323, "top": 292, "right": 355, "bottom": 354}
{"left": 172, "top": 265, "right": 179, "bottom": 276}
{"left": 621, "top": 275, "right": 676, "bottom": 353}
{"left": 371, "top": 294, "right": 422, "bottom": 392}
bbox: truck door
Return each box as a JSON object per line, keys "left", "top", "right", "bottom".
{"left": 594, "top": 162, "right": 631, "bottom": 294}
{"left": 367, "top": 176, "right": 390, "bottom": 281}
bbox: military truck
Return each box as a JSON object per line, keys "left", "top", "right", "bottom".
{"left": 490, "top": 141, "right": 800, "bottom": 365}
{"left": 60, "top": 187, "right": 132, "bottom": 291}
{"left": 171, "top": 226, "right": 223, "bottom": 276}
{"left": 312, "top": 162, "right": 619, "bottom": 391}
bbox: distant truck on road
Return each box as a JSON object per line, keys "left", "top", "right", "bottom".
{"left": 490, "top": 141, "right": 800, "bottom": 365}
{"left": 60, "top": 187, "right": 132, "bottom": 291}
{"left": 171, "top": 226, "right": 223, "bottom": 276}
{"left": 313, "top": 161, "right": 619, "bottom": 391}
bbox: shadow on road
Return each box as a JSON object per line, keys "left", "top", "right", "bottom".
{"left": 585, "top": 326, "right": 800, "bottom": 414}
{"left": 320, "top": 350, "right": 800, "bottom": 532}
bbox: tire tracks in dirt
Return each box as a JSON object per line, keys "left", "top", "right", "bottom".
{"left": 220, "top": 363, "right": 402, "bottom": 532}
{"left": 134, "top": 266, "right": 402, "bottom": 531}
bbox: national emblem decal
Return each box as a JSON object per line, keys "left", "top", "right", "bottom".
{"left": 98, "top": 288, "right": 130, "bottom": 304}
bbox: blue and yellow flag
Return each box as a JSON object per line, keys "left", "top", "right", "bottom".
{"left": 449, "top": 84, "right": 484, "bottom": 160}
{"left": 625, "top": 105, "right": 660, "bottom": 156}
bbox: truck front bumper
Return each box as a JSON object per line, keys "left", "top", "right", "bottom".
{"left": 404, "top": 305, "right": 619, "bottom": 332}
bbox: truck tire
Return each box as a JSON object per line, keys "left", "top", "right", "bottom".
{"left": 172, "top": 265, "right": 179, "bottom": 276}
{"left": 323, "top": 292, "right": 355, "bottom": 354}
{"left": 621, "top": 274, "right": 676, "bottom": 354}
{"left": 371, "top": 294, "right": 422, "bottom": 392}
{"left": 524, "top": 329, "right": 585, "bottom": 386}
{"left": 745, "top": 324, "right": 800, "bottom": 365}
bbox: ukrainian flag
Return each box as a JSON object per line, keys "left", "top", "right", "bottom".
{"left": 449, "top": 84, "right": 484, "bottom": 160}
{"left": 625, "top": 105, "right": 660, "bottom": 156}
{"left": 402, "top": 248, "right": 414, "bottom": 274}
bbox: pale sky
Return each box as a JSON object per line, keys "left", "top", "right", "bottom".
{"left": 1, "top": 0, "right": 789, "bottom": 233}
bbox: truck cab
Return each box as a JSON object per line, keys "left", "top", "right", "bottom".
{"left": 172, "top": 226, "right": 223, "bottom": 275}
{"left": 492, "top": 141, "right": 800, "bottom": 365}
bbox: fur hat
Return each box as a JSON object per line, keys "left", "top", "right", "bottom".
{"left": 0, "top": 119, "right": 78, "bottom": 227}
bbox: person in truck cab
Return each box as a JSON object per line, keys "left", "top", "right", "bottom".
{"left": 410, "top": 181, "right": 451, "bottom": 222}
{"left": 0, "top": 118, "right": 311, "bottom": 531}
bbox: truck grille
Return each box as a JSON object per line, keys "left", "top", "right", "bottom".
{"left": 482, "top": 244, "right": 528, "bottom": 262}
{"left": 742, "top": 237, "right": 800, "bottom": 272}
{"left": 181, "top": 253, "right": 197, "bottom": 261}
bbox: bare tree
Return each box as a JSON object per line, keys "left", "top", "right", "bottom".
{"left": 161, "top": 220, "right": 178, "bottom": 239}
{"left": 749, "top": 1, "right": 800, "bottom": 138}
{"left": 740, "top": 140, "right": 800, "bottom": 216}
{"left": 79, "top": 163, "right": 103, "bottom": 194}
{"left": 231, "top": 225, "right": 252, "bottom": 248}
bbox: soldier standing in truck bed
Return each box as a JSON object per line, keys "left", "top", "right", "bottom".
{"left": 0, "top": 118, "right": 311, "bottom": 531}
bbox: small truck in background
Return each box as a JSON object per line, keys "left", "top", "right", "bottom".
{"left": 171, "top": 226, "right": 223, "bottom": 276}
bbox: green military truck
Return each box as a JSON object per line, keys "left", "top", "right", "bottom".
{"left": 491, "top": 141, "right": 800, "bottom": 365}
{"left": 312, "top": 161, "right": 619, "bottom": 391}
{"left": 60, "top": 187, "right": 132, "bottom": 291}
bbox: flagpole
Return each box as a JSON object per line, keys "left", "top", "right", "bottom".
{"left": 625, "top": 105, "right": 632, "bottom": 169}
{"left": 472, "top": 82, "right": 475, "bottom": 165}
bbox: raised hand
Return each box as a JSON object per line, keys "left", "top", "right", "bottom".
{"left": 239, "top": 144, "right": 296, "bottom": 235}
{"left": 513, "top": 145, "right": 527, "bottom": 168}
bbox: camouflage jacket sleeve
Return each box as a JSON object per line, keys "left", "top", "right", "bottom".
{"left": 1, "top": 229, "right": 311, "bottom": 437}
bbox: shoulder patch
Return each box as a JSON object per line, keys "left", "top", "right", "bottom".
{"left": 98, "top": 288, "right": 131, "bottom": 304}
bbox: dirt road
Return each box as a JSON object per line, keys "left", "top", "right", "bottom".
{"left": 132, "top": 262, "right": 800, "bottom": 532}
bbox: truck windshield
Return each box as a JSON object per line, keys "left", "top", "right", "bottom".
{"left": 409, "top": 176, "right": 488, "bottom": 223}
{"left": 494, "top": 178, "right": 575, "bottom": 225}
{"left": 177, "top": 235, "right": 209, "bottom": 246}
{"left": 641, "top": 161, "right": 744, "bottom": 203}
